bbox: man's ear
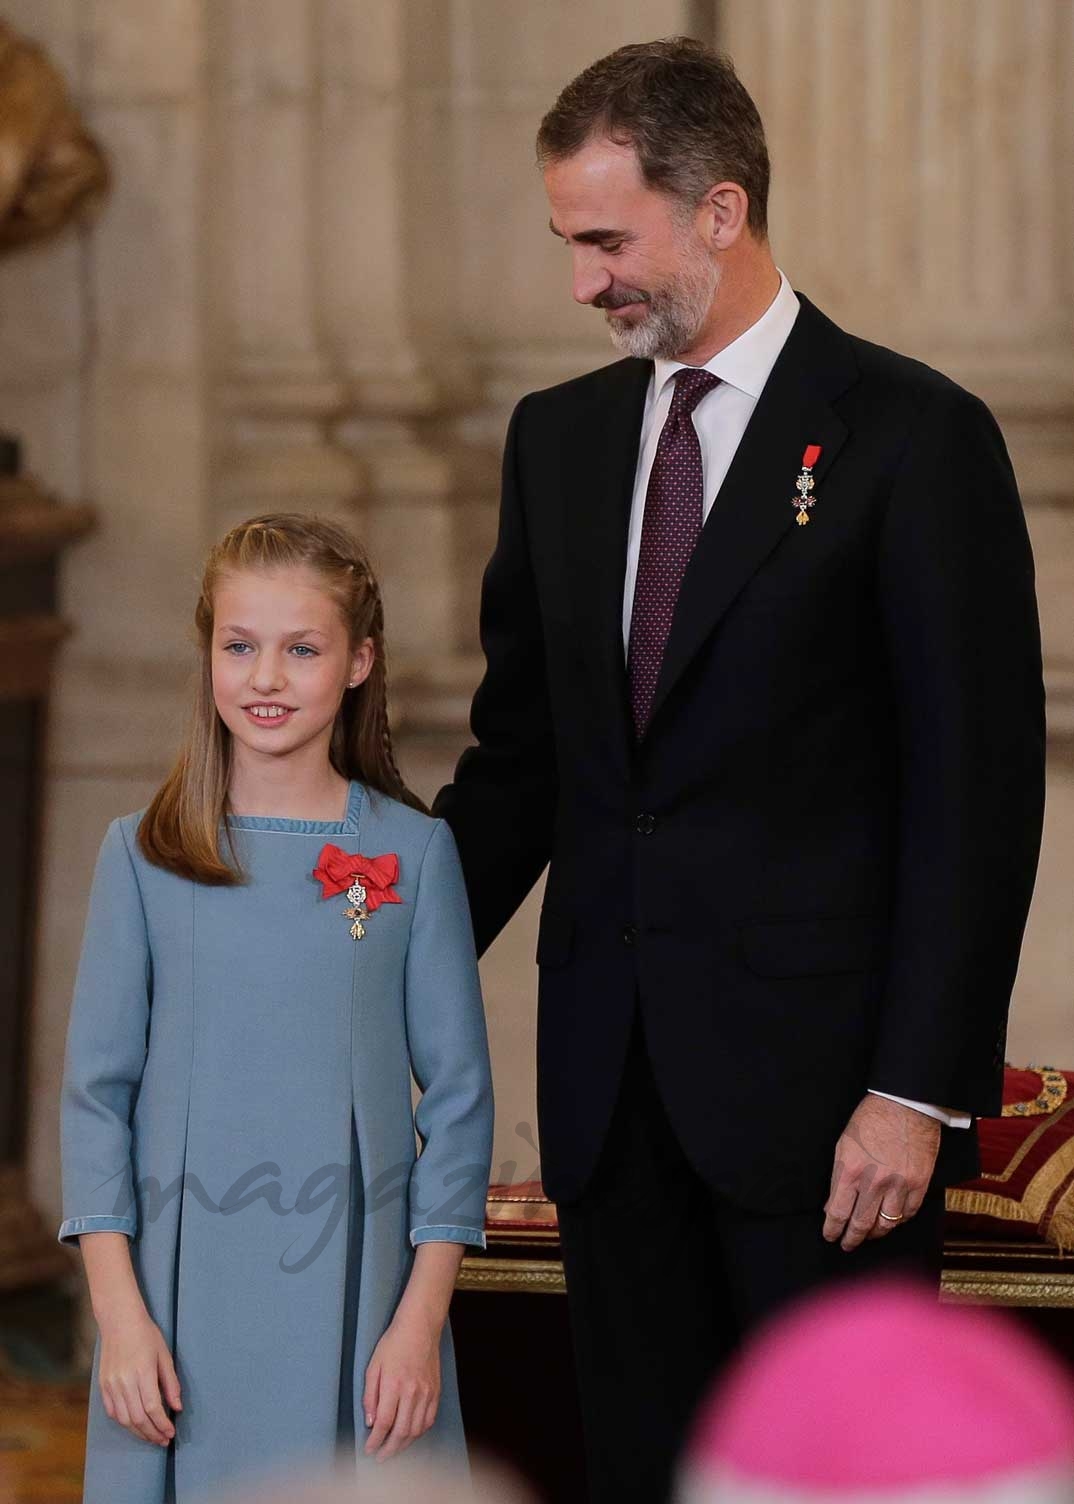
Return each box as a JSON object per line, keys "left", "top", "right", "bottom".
{"left": 704, "top": 181, "right": 751, "bottom": 249}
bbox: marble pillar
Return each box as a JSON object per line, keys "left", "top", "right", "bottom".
{"left": 320, "top": 0, "right": 475, "bottom": 706}
{"left": 208, "top": 0, "right": 362, "bottom": 532}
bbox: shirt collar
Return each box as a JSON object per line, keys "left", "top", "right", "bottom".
{"left": 652, "top": 269, "right": 800, "bottom": 403}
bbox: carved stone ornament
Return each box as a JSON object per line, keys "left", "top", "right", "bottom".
{"left": 0, "top": 21, "right": 110, "bottom": 253}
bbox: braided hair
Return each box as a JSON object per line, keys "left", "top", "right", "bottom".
{"left": 329, "top": 547, "right": 428, "bottom": 819}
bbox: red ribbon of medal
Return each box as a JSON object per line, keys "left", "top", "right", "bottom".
{"left": 793, "top": 444, "right": 823, "bottom": 526}
{"left": 313, "top": 844, "right": 401, "bottom": 941}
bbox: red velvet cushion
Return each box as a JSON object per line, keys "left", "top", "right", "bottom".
{"left": 945, "top": 1067, "right": 1074, "bottom": 1248}
{"left": 486, "top": 1180, "right": 558, "bottom": 1234}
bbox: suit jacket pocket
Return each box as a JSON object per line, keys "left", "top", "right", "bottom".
{"left": 536, "top": 907, "right": 574, "bottom": 968}
{"left": 740, "top": 914, "right": 877, "bottom": 978}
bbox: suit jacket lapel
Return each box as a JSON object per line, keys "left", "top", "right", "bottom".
{"left": 646, "top": 296, "right": 858, "bottom": 732}
{"left": 565, "top": 357, "right": 650, "bottom": 768}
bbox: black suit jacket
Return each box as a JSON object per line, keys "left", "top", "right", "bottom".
{"left": 434, "top": 295, "right": 1045, "bottom": 1209}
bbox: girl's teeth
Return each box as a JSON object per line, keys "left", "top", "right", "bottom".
{"left": 251, "top": 706, "right": 288, "bottom": 718}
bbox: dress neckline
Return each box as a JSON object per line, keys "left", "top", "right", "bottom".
{"left": 225, "top": 779, "right": 364, "bottom": 835}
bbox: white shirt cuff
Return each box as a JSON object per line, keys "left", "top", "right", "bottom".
{"left": 868, "top": 1089, "right": 972, "bottom": 1128}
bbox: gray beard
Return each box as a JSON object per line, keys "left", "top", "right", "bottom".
{"left": 604, "top": 255, "right": 719, "bottom": 360}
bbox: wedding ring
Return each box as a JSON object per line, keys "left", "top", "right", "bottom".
{"left": 877, "top": 1210, "right": 902, "bottom": 1223}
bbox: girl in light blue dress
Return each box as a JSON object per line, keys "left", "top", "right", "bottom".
{"left": 58, "top": 513, "right": 494, "bottom": 1502}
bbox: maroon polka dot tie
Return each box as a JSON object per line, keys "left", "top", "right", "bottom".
{"left": 627, "top": 367, "right": 721, "bottom": 737}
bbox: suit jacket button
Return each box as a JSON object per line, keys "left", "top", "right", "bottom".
{"left": 623, "top": 925, "right": 638, "bottom": 946}
{"left": 635, "top": 813, "right": 656, "bottom": 835}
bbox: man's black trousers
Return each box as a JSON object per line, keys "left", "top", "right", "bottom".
{"left": 554, "top": 1010, "right": 946, "bottom": 1504}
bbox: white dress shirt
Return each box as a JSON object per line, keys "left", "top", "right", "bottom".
{"left": 623, "top": 269, "right": 971, "bottom": 1130}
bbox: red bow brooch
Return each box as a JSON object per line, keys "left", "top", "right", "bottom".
{"left": 312, "top": 844, "right": 401, "bottom": 941}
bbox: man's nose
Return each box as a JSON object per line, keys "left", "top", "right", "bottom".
{"left": 571, "top": 251, "right": 613, "bottom": 307}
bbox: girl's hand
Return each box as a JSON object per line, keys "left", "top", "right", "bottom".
{"left": 98, "top": 1310, "right": 182, "bottom": 1447}
{"left": 362, "top": 1309, "right": 441, "bottom": 1461}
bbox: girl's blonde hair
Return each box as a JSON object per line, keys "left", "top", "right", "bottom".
{"left": 138, "top": 512, "right": 427, "bottom": 884}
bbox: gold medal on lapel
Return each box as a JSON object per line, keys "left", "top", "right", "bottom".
{"left": 793, "top": 444, "right": 823, "bottom": 525}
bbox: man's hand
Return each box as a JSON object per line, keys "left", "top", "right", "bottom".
{"left": 824, "top": 1094, "right": 941, "bottom": 1251}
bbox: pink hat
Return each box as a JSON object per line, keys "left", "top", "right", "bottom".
{"left": 678, "top": 1278, "right": 1074, "bottom": 1503}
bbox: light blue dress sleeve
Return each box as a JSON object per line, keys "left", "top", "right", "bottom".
{"left": 57, "top": 818, "right": 151, "bottom": 1247}
{"left": 405, "top": 818, "right": 494, "bottom": 1249}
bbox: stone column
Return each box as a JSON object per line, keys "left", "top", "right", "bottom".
{"left": 315, "top": 0, "right": 481, "bottom": 725}
{"left": 208, "top": 0, "right": 362, "bottom": 531}
{"left": 720, "top": 1, "right": 1074, "bottom": 385}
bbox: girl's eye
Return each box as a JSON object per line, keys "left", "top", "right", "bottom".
{"left": 291, "top": 645, "right": 317, "bottom": 658}
{"left": 224, "top": 642, "right": 251, "bottom": 654}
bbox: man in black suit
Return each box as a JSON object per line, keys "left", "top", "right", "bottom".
{"left": 434, "top": 38, "right": 1045, "bottom": 1504}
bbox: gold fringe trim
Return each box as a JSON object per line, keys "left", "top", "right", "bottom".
{"left": 1051, "top": 1187, "right": 1074, "bottom": 1255}
{"left": 946, "top": 1188, "right": 1032, "bottom": 1224}
{"left": 947, "top": 1129, "right": 1074, "bottom": 1252}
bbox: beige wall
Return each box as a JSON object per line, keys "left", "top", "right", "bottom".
{"left": 6, "top": 1, "right": 1071, "bottom": 1231}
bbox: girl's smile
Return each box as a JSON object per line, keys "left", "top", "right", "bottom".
{"left": 242, "top": 701, "right": 298, "bottom": 727}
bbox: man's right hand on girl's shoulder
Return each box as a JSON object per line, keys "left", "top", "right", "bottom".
{"left": 98, "top": 1310, "right": 182, "bottom": 1448}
